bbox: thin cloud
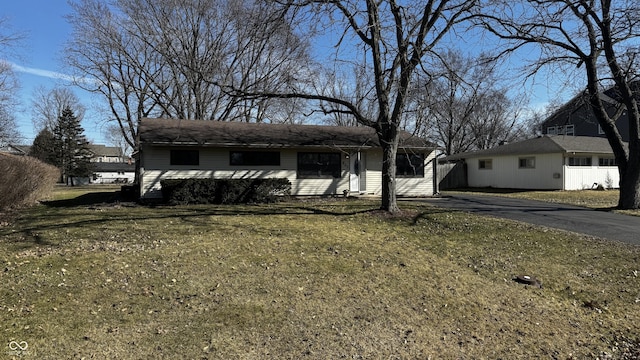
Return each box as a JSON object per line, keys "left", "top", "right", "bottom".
{"left": 7, "top": 61, "right": 107, "bottom": 88}
{"left": 8, "top": 62, "right": 76, "bottom": 82}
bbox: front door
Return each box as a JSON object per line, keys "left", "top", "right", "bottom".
{"left": 350, "top": 152, "right": 361, "bottom": 193}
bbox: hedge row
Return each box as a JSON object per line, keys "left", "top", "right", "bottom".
{"left": 160, "top": 178, "right": 291, "bottom": 205}
{"left": 0, "top": 153, "right": 60, "bottom": 211}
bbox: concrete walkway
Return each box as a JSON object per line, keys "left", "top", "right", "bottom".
{"left": 420, "top": 194, "right": 640, "bottom": 246}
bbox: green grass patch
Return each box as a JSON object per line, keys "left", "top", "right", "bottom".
{"left": 1, "top": 187, "right": 639, "bottom": 358}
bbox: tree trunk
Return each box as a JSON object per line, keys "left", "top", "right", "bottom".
{"left": 378, "top": 124, "right": 401, "bottom": 214}
{"left": 380, "top": 142, "right": 400, "bottom": 213}
{"left": 618, "top": 139, "right": 640, "bottom": 209}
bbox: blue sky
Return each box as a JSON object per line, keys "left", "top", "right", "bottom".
{"left": 3, "top": 1, "right": 578, "bottom": 147}
{"left": 4, "top": 1, "right": 105, "bottom": 145}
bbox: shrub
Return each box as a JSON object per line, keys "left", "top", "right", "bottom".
{"left": 0, "top": 153, "right": 60, "bottom": 210}
{"left": 160, "top": 178, "right": 291, "bottom": 205}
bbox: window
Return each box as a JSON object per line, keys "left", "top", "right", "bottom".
{"left": 568, "top": 156, "right": 592, "bottom": 166}
{"left": 519, "top": 157, "right": 535, "bottom": 169}
{"left": 478, "top": 159, "right": 493, "bottom": 170}
{"left": 170, "top": 150, "right": 199, "bottom": 166}
{"left": 230, "top": 151, "right": 280, "bottom": 166}
{"left": 297, "top": 152, "right": 341, "bottom": 178}
{"left": 598, "top": 157, "right": 618, "bottom": 167}
{"left": 598, "top": 125, "right": 605, "bottom": 135}
{"left": 396, "top": 153, "right": 425, "bottom": 177}
{"left": 548, "top": 125, "right": 574, "bottom": 135}
{"left": 564, "top": 125, "right": 575, "bottom": 136}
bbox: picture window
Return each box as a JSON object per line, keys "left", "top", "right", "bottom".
{"left": 297, "top": 152, "right": 341, "bottom": 178}
{"left": 396, "top": 153, "right": 425, "bottom": 177}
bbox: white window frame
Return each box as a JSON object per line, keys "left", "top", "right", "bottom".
{"left": 564, "top": 124, "right": 575, "bottom": 136}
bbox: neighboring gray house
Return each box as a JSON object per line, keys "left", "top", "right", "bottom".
{"left": 443, "top": 135, "right": 623, "bottom": 190}
{"left": 137, "top": 118, "right": 438, "bottom": 199}
{"left": 541, "top": 83, "right": 640, "bottom": 141}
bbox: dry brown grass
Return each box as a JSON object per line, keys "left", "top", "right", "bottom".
{"left": 1, "top": 187, "right": 639, "bottom": 359}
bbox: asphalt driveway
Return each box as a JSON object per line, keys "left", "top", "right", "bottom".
{"left": 422, "top": 194, "right": 640, "bottom": 246}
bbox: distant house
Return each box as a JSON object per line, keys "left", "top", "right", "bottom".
{"left": 540, "top": 83, "right": 640, "bottom": 141}
{"left": 89, "top": 144, "right": 125, "bottom": 163}
{"left": 0, "top": 144, "right": 30, "bottom": 156}
{"left": 91, "top": 161, "right": 135, "bottom": 184}
{"left": 442, "top": 135, "right": 623, "bottom": 190}
{"left": 137, "top": 118, "right": 438, "bottom": 200}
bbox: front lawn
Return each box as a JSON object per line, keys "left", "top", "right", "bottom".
{"left": 1, "top": 187, "right": 639, "bottom": 358}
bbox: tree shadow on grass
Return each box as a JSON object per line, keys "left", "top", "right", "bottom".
{"left": 42, "top": 191, "right": 124, "bottom": 207}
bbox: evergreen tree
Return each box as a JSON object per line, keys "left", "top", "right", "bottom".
{"left": 29, "top": 128, "right": 59, "bottom": 166}
{"left": 52, "top": 107, "right": 94, "bottom": 186}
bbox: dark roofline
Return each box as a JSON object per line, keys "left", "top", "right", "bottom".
{"left": 443, "top": 135, "right": 621, "bottom": 161}
{"left": 138, "top": 118, "right": 437, "bottom": 150}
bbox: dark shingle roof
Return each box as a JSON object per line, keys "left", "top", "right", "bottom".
{"left": 445, "top": 136, "right": 621, "bottom": 161}
{"left": 89, "top": 144, "right": 122, "bottom": 157}
{"left": 138, "top": 118, "right": 435, "bottom": 150}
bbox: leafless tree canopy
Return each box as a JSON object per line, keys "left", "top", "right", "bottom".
{"left": 245, "top": 0, "right": 478, "bottom": 212}
{"left": 477, "top": 0, "right": 640, "bottom": 208}
{"left": 65, "top": 0, "right": 312, "bottom": 149}
{"left": 30, "top": 86, "right": 86, "bottom": 133}
{"left": 0, "top": 18, "right": 23, "bottom": 145}
{"left": 409, "top": 50, "right": 524, "bottom": 155}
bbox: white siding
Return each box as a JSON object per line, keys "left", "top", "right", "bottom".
{"left": 364, "top": 150, "right": 382, "bottom": 195}
{"left": 356, "top": 149, "right": 436, "bottom": 197}
{"left": 140, "top": 146, "right": 349, "bottom": 198}
{"left": 564, "top": 155, "right": 620, "bottom": 190}
{"left": 397, "top": 150, "right": 436, "bottom": 196}
{"left": 465, "top": 152, "right": 620, "bottom": 190}
{"left": 467, "top": 153, "right": 564, "bottom": 189}
{"left": 140, "top": 145, "right": 436, "bottom": 198}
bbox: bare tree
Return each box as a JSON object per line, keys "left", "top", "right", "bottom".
{"left": 104, "top": 123, "right": 131, "bottom": 160}
{"left": 65, "top": 0, "right": 310, "bottom": 152}
{"left": 235, "top": 0, "right": 477, "bottom": 213}
{"left": 411, "top": 50, "right": 523, "bottom": 155}
{"left": 0, "top": 18, "right": 23, "bottom": 145}
{"left": 30, "top": 86, "right": 86, "bottom": 132}
{"left": 478, "top": 0, "right": 640, "bottom": 209}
